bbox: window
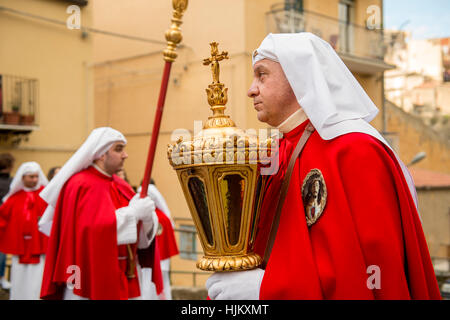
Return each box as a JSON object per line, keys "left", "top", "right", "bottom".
{"left": 0, "top": 74, "right": 38, "bottom": 127}
{"left": 284, "top": 0, "right": 303, "bottom": 12}
{"left": 274, "top": 0, "right": 305, "bottom": 33}
{"left": 338, "top": 0, "right": 355, "bottom": 54}
{"left": 179, "top": 224, "right": 198, "bottom": 261}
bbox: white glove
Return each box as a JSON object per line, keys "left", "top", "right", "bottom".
{"left": 129, "top": 194, "right": 156, "bottom": 222}
{"left": 206, "top": 268, "right": 264, "bottom": 300}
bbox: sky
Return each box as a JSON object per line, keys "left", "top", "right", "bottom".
{"left": 383, "top": 0, "right": 450, "bottom": 40}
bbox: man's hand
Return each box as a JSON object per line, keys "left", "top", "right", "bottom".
{"left": 129, "top": 194, "right": 156, "bottom": 222}
{"left": 206, "top": 268, "right": 265, "bottom": 300}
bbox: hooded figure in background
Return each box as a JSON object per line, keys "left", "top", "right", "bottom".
{"left": 39, "top": 127, "right": 162, "bottom": 300}
{"left": 206, "top": 33, "right": 441, "bottom": 300}
{"left": 0, "top": 161, "right": 48, "bottom": 299}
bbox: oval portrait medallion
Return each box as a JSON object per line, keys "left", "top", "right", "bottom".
{"left": 301, "top": 169, "right": 327, "bottom": 227}
{"left": 156, "top": 223, "right": 164, "bottom": 236}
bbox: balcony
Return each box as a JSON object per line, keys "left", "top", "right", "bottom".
{"left": 266, "top": 3, "right": 394, "bottom": 75}
{"left": 59, "top": 0, "right": 88, "bottom": 6}
{"left": 0, "top": 74, "right": 39, "bottom": 142}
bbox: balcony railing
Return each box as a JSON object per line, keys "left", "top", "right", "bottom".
{"left": 266, "top": 3, "right": 386, "bottom": 61}
{"left": 0, "top": 74, "right": 39, "bottom": 129}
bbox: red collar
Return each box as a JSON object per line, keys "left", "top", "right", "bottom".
{"left": 282, "top": 119, "right": 310, "bottom": 141}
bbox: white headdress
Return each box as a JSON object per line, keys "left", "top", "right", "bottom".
{"left": 148, "top": 184, "right": 172, "bottom": 220}
{"left": 3, "top": 161, "right": 48, "bottom": 202}
{"left": 253, "top": 32, "right": 418, "bottom": 208}
{"left": 39, "top": 127, "right": 127, "bottom": 235}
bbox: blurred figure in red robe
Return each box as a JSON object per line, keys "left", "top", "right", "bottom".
{"left": 46, "top": 166, "right": 61, "bottom": 182}
{"left": 39, "top": 127, "right": 162, "bottom": 300}
{"left": 0, "top": 161, "right": 48, "bottom": 299}
{"left": 0, "top": 152, "right": 15, "bottom": 291}
{"left": 206, "top": 33, "right": 441, "bottom": 300}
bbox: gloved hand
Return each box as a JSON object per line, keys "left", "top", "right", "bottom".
{"left": 129, "top": 194, "right": 156, "bottom": 223}
{"left": 206, "top": 268, "right": 265, "bottom": 300}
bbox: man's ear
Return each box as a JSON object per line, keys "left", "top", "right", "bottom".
{"left": 94, "top": 153, "right": 107, "bottom": 165}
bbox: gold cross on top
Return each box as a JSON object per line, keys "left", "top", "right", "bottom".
{"left": 203, "top": 42, "right": 229, "bottom": 84}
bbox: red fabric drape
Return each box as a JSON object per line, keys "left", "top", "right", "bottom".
{"left": 0, "top": 186, "right": 48, "bottom": 264}
{"left": 255, "top": 121, "right": 441, "bottom": 300}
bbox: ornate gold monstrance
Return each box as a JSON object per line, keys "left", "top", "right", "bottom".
{"left": 168, "top": 43, "right": 276, "bottom": 272}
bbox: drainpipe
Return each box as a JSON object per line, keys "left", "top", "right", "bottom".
{"left": 381, "top": 1, "right": 387, "bottom": 135}
{"left": 382, "top": 72, "right": 387, "bottom": 134}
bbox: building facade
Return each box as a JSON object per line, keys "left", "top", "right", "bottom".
{"left": 385, "top": 31, "right": 450, "bottom": 136}
{"left": 0, "top": 0, "right": 94, "bottom": 175}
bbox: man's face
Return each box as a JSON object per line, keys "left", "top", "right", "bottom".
{"left": 312, "top": 180, "right": 320, "bottom": 197}
{"left": 103, "top": 142, "right": 128, "bottom": 175}
{"left": 247, "top": 59, "right": 299, "bottom": 127}
{"left": 22, "top": 173, "right": 39, "bottom": 189}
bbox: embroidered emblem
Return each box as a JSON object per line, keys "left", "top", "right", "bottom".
{"left": 301, "top": 169, "right": 327, "bottom": 227}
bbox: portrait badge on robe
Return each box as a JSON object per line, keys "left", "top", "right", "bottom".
{"left": 301, "top": 169, "right": 327, "bottom": 227}
{"left": 157, "top": 223, "right": 164, "bottom": 236}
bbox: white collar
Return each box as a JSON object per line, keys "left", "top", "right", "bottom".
{"left": 277, "top": 108, "right": 308, "bottom": 134}
{"left": 92, "top": 164, "right": 112, "bottom": 177}
{"left": 23, "top": 185, "right": 41, "bottom": 192}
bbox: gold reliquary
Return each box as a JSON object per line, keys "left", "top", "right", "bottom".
{"left": 167, "top": 42, "right": 277, "bottom": 272}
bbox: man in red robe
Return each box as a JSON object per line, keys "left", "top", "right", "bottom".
{"left": 0, "top": 161, "right": 48, "bottom": 299}
{"left": 206, "top": 33, "right": 441, "bottom": 300}
{"left": 39, "top": 127, "right": 162, "bottom": 300}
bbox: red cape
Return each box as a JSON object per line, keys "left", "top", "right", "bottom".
{"left": 40, "top": 167, "right": 162, "bottom": 300}
{"left": 0, "top": 186, "right": 48, "bottom": 263}
{"left": 155, "top": 208, "right": 179, "bottom": 261}
{"left": 255, "top": 121, "right": 441, "bottom": 300}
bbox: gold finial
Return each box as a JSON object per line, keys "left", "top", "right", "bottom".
{"left": 202, "top": 42, "right": 235, "bottom": 129}
{"left": 163, "top": 0, "right": 189, "bottom": 62}
{"left": 203, "top": 42, "right": 229, "bottom": 84}
{"left": 202, "top": 42, "right": 229, "bottom": 107}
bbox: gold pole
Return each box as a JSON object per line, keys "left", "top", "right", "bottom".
{"left": 129, "top": 0, "right": 189, "bottom": 280}
{"left": 163, "top": 0, "right": 189, "bottom": 62}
